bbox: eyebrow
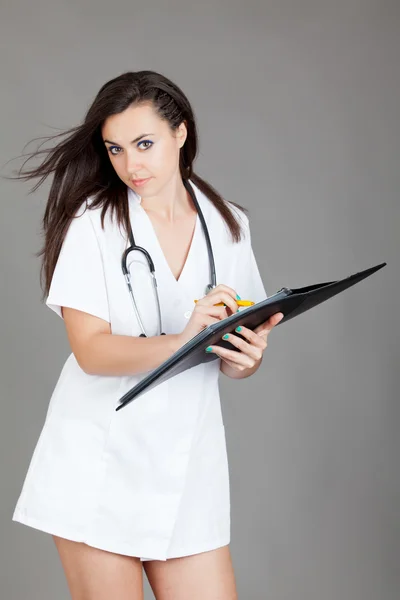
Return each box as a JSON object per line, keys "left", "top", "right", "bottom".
{"left": 103, "top": 133, "right": 155, "bottom": 146}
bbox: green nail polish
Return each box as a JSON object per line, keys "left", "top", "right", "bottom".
{"left": 235, "top": 326, "right": 242, "bottom": 332}
{"left": 223, "top": 334, "right": 229, "bottom": 340}
{"left": 236, "top": 294, "right": 241, "bottom": 299}
{"left": 205, "top": 346, "right": 213, "bottom": 352}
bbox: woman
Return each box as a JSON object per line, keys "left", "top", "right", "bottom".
{"left": 11, "top": 70, "right": 283, "bottom": 600}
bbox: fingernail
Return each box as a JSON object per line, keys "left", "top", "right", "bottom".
{"left": 205, "top": 346, "right": 213, "bottom": 352}
{"left": 236, "top": 294, "right": 241, "bottom": 300}
{"left": 223, "top": 334, "right": 229, "bottom": 340}
{"left": 235, "top": 326, "right": 242, "bottom": 332}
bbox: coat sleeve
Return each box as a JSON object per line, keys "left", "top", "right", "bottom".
{"left": 45, "top": 205, "right": 111, "bottom": 322}
{"left": 234, "top": 211, "right": 268, "bottom": 304}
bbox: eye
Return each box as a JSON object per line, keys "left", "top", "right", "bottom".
{"left": 138, "top": 140, "right": 153, "bottom": 150}
{"left": 107, "top": 140, "right": 153, "bottom": 156}
{"left": 108, "top": 146, "right": 121, "bottom": 156}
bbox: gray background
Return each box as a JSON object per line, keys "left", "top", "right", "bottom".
{"left": 1, "top": 1, "right": 399, "bottom": 599}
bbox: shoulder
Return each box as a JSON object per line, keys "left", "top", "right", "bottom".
{"left": 59, "top": 197, "right": 110, "bottom": 260}
{"left": 68, "top": 195, "right": 109, "bottom": 238}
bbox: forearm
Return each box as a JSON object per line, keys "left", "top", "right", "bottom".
{"left": 81, "top": 332, "right": 182, "bottom": 377}
{"left": 220, "top": 355, "right": 263, "bottom": 379}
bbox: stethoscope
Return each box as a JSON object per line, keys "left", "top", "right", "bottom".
{"left": 121, "top": 178, "right": 217, "bottom": 337}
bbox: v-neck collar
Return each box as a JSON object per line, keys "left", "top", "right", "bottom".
{"left": 140, "top": 208, "right": 200, "bottom": 286}
{"left": 127, "top": 179, "right": 205, "bottom": 290}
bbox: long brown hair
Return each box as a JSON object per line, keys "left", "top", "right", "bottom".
{"left": 4, "top": 70, "right": 248, "bottom": 303}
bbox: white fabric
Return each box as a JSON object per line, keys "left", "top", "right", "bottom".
{"left": 12, "top": 180, "right": 268, "bottom": 561}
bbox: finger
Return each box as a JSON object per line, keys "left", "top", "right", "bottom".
{"left": 214, "top": 354, "right": 248, "bottom": 372}
{"left": 206, "top": 345, "right": 254, "bottom": 369}
{"left": 254, "top": 312, "right": 284, "bottom": 336}
{"left": 219, "top": 356, "right": 248, "bottom": 372}
{"left": 210, "top": 283, "right": 241, "bottom": 299}
{"left": 191, "top": 316, "right": 226, "bottom": 335}
{"left": 207, "top": 284, "right": 242, "bottom": 309}
{"left": 222, "top": 359, "right": 245, "bottom": 371}
{"left": 196, "top": 304, "right": 229, "bottom": 320}
{"left": 201, "top": 290, "right": 238, "bottom": 315}
{"left": 221, "top": 331, "right": 265, "bottom": 361}
{"left": 230, "top": 325, "right": 266, "bottom": 349}
{"left": 271, "top": 312, "right": 284, "bottom": 325}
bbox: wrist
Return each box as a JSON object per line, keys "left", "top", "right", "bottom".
{"left": 168, "top": 333, "right": 183, "bottom": 354}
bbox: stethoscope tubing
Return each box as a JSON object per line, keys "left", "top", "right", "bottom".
{"left": 121, "top": 179, "right": 216, "bottom": 337}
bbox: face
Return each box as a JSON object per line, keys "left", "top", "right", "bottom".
{"left": 101, "top": 102, "right": 187, "bottom": 196}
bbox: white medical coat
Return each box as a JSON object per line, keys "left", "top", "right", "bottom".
{"left": 12, "top": 180, "right": 267, "bottom": 561}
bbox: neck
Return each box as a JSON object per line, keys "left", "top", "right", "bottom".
{"left": 139, "top": 176, "right": 193, "bottom": 222}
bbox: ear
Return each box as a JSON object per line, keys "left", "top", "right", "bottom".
{"left": 177, "top": 120, "right": 188, "bottom": 148}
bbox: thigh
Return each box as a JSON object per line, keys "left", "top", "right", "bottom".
{"left": 52, "top": 535, "right": 144, "bottom": 600}
{"left": 143, "top": 544, "right": 238, "bottom": 600}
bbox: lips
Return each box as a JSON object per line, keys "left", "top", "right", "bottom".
{"left": 132, "top": 177, "right": 151, "bottom": 186}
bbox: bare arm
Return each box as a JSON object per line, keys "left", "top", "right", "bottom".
{"left": 62, "top": 306, "right": 181, "bottom": 376}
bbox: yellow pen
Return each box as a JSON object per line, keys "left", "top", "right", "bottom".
{"left": 193, "top": 299, "right": 255, "bottom": 307}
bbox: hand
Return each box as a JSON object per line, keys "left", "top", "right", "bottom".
{"left": 177, "top": 284, "right": 240, "bottom": 347}
{"left": 206, "top": 312, "right": 284, "bottom": 372}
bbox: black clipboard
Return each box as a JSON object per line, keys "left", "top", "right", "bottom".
{"left": 116, "top": 262, "right": 386, "bottom": 411}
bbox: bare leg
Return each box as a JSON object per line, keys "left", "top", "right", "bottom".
{"left": 52, "top": 535, "right": 144, "bottom": 600}
{"left": 143, "top": 544, "right": 238, "bottom": 600}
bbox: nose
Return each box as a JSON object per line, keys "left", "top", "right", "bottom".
{"left": 125, "top": 149, "right": 144, "bottom": 175}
